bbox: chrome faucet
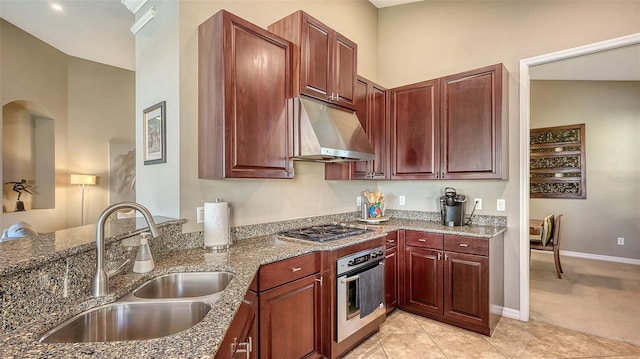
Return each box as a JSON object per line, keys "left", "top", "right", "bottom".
{"left": 92, "top": 202, "right": 160, "bottom": 297}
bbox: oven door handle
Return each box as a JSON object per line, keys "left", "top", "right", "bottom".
{"left": 340, "top": 274, "right": 359, "bottom": 284}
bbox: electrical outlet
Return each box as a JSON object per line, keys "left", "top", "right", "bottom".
{"left": 196, "top": 207, "right": 204, "bottom": 223}
{"left": 497, "top": 199, "right": 506, "bottom": 211}
{"left": 617, "top": 237, "right": 624, "bottom": 245}
{"left": 474, "top": 198, "right": 482, "bottom": 210}
{"left": 399, "top": 195, "right": 405, "bottom": 206}
{"left": 356, "top": 196, "right": 362, "bottom": 207}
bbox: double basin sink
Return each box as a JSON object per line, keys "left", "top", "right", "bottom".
{"left": 39, "top": 271, "right": 234, "bottom": 343}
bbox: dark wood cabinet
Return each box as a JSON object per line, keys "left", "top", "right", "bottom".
{"left": 390, "top": 79, "right": 440, "bottom": 180}
{"left": 215, "top": 283, "right": 258, "bottom": 359}
{"left": 400, "top": 230, "right": 503, "bottom": 336}
{"left": 390, "top": 64, "right": 507, "bottom": 180}
{"left": 402, "top": 231, "right": 444, "bottom": 315}
{"left": 269, "top": 11, "right": 357, "bottom": 110}
{"left": 325, "top": 76, "right": 388, "bottom": 180}
{"left": 258, "top": 252, "right": 323, "bottom": 358}
{"left": 440, "top": 64, "right": 508, "bottom": 179}
{"left": 198, "top": 10, "right": 294, "bottom": 179}
{"left": 384, "top": 231, "right": 398, "bottom": 314}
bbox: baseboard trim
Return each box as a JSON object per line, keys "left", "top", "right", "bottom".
{"left": 535, "top": 249, "right": 640, "bottom": 265}
{"left": 501, "top": 307, "right": 521, "bottom": 320}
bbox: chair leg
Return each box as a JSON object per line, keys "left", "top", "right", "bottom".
{"left": 554, "top": 249, "right": 562, "bottom": 279}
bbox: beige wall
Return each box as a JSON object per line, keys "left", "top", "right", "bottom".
{"left": 530, "top": 80, "right": 640, "bottom": 259}
{"left": 1, "top": 19, "right": 135, "bottom": 232}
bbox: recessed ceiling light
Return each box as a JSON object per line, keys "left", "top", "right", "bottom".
{"left": 51, "top": 3, "right": 63, "bottom": 12}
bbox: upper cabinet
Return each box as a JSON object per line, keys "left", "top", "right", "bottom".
{"left": 326, "top": 76, "right": 388, "bottom": 180}
{"left": 198, "top": 10, "right": 294, "bottom": 179}
{"left": 268, "top": 11, "right": 357, "bottom": 110}
{"left": 391, "top": 64, "right": 508, "bottom": 180}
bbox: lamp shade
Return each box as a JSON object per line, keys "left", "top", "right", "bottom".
{"left": 70, "top": 174, "right": 97, "bottom": 185}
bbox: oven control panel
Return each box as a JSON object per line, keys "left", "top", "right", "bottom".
{"left": 336, "top": 245, "right": 385, "bottom": 276}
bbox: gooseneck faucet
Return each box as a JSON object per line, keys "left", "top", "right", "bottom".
{"left": 92, "top": 202, "right": 160, "bottom": 297}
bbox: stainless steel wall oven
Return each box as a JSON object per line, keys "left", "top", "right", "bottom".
{"left": 336, "top": 245, "right": 386, "bottom": 342}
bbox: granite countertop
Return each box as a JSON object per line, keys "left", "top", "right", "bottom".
{"left": 0, "top": 220, "right": 506, "bottom": 358}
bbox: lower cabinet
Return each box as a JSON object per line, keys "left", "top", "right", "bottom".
{"left": 400, "top": 230, "right": 502, "bottom": 336}
{"left": 384, "top": 231, "right": 398, "bottom": 314}
{"left": 258, "top": 252, "right": 323, "bottom": 359}
{"left": 215, "top": 286, "right": 258, "bottom": 359}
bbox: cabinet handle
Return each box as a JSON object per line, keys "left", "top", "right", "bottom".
{"left": 328, "top": 93, "right": 335, "bottom": 101}
{"left": 387, "top": 239, "right": 395, "bottom": 243}
{"left": 418, "top": 238, "right": 427, "bottom": 242}
{"left": 291, "top": 267, "right": 302, "bottom": 272}
{"left": 445, "top": 254, "right": 449, "bottom": 261}
{"left": 437, "top": 253, "right": 442, "bottom": 260}
{"left": 233, "top": 337, "right": 252, "bottom": 359}
{"left": 315, "top": 276, "right": 323, "bottom": 286}
{"left": 458, "top": 243, "right": 470, "bottom": 247}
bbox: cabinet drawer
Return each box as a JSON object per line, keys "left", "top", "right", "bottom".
{"left": 444, "top": 235, "right": 488, "bottom": 256}
{"left": 259, "top": 252, "right": 319, "bottom": 291}
{"left": 385, "top": 231, "right": 398, "bottom": 248}
{"left": 405, "top": 231, "right": 443, "bottom": 249}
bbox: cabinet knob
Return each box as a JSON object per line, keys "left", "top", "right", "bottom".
{"left": 291, "top": 267, "right": 302, "bottom": 272}
{"left": 387, "top": 239, "right": 395, "bottom": 243}
{"left": 418, "top": 238, "right": 427, "bottom": 242}
{"left": 458, "top": 243, "right": 470, "bottom": 247}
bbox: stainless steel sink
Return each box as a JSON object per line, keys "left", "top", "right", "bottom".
{"left": 39, "top": 301, "right": 210, "bottom": 343}
{"left": 131, "top": 271, "right": 234, "bottom": 299}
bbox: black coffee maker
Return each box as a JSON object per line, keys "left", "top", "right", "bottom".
{"left": 440, "top": 187, "right": 467, "bottom": 226}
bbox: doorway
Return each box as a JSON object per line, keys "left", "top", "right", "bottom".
{"left": 518, "top": 32, "right": 640, "bottom": 321}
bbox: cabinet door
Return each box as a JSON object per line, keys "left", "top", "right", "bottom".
{"left": 444, "top": 251, "right": 489, "bottom": 327}
{"left": 300, "top": 14, "right": 332, "bottom": 101}
{"left": 260, "top": 274, "right": 322, "bottom": 359}
{"left": 403, "top": 246, "right": 443, "bottom": 315}
{"left": 350, "top": 77, "right": 371, "bottom": 179}
{"left": 440, "top": 64, "right": 506, "bottom": 179}
{"left": 385, "top": 245, "right": 398, "bottom": 314}
{"left": 390, "top": 79, "right": 440, "bottom": 179}
{"left": 215, "top": 289, "right": 258, "bottom": 359}
{"left": 199, "top": 11, "right": 294, "bottom": 179}
{"left": 332, "top": 32, "right": 357, "bottom": 109}
{"left": 369, "top": 83, "right": 387, "bottom": 178}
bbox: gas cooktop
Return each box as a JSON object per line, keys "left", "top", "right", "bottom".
{"left": 277, "top": 224, "right": 367, "bottom": 242}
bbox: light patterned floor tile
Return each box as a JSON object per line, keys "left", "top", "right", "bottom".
{"left": 588, "top": 335, "right": 640, "bottom": 355}
{"left": 378, "top": 332, "right": 445, "bottom": 359}
{"left": 342, "top": 334, "right": 387, "bottom": 359}
{"left": 485, "top": 328, "right": 564, "bottom": 358}
{"left": 526, "top": 324, "right": 618, "bottom": 357}
{"left": 377, "top": 310, "right": 424, "bottom": 338}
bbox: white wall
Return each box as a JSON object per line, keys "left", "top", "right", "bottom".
{"left": 530, "top": 80, "right": 640, "bottom": 259}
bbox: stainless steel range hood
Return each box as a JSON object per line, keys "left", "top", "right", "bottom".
{"left": 292, "top": 97, "right": 375, "bottom": 162}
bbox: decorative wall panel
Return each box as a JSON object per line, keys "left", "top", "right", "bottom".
{"left": 530, "top": 124, "right": 586, "bottom": 199}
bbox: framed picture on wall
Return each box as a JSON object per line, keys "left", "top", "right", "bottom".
{"left": 143, "top": 101, "right": 166, "bottom": 165}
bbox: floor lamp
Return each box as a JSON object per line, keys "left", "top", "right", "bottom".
{"left": 70, "top": 174, "right": 97, "bottom": 225}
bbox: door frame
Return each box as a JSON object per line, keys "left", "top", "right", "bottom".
{"left": 518, "top": 32, "right": 640, "bottom": 321}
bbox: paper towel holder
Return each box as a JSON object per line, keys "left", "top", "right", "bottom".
{"left": 204, "top": 198, "right": 232, "bottom": 252}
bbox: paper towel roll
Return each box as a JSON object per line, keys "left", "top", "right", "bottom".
{"left": 204, "top": 200, "right": 230, "bottom": 250}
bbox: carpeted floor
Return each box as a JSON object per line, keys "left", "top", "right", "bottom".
{"left": 529, "top": 250, "right": 640, "bottom": 346}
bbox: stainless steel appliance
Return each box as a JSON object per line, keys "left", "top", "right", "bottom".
{"left": 336, "top": 246, "right": 386, "bottom": 343}
{"left": 277, "top": 224, "right": 367, "bottom": 242}
{"left": 440, "top": 187, "right": 467, "bottom": 226}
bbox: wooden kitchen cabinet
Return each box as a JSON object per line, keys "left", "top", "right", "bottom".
{"left": 390, "top": 64, "right": 507, "bottom": 180}
{"left": 390, "top": 79, "right": 440, "bottom": 180}
{"left": 400, "top": 231, "right": 503, "bottom": 335}
{"left": 258, "top": 252, "right": 323, "bottom": 358}
{"left": 325, "top": 76, "right": 388, "bottom": 180}
{"left": 440, "top": 64, "right": 508, "bottom": 179}
{"left": 384, "top": 231, "right": 398, "bottom": 314}
{"left": 215, "top": 284, "right": 258, "bottom": 359}
{"left": 198, "top": 10, "right": 294, "bottom": 179}
{"left": 402, "top": 231, "right": 444, "bottom": 315}
{"left": 268, "top": 11, "right": 357, "bottom": 110}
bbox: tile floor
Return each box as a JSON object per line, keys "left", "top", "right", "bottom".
{"left": 343, "top": 310, "right": 640, "bottom": 358}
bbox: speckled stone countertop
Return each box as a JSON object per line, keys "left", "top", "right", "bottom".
{"left": 0, "top": 216, "right": 184, "bottom": 276}
{"left": 0, "top": 218, "right": 505, "bottom": 359}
